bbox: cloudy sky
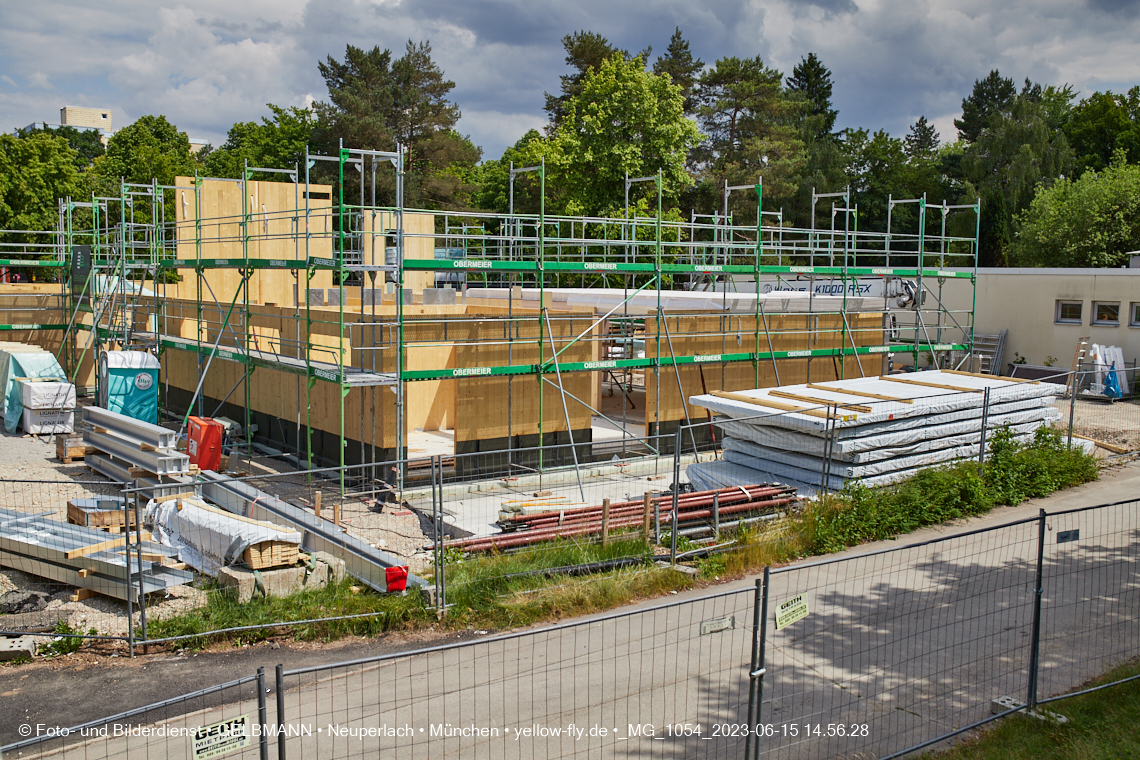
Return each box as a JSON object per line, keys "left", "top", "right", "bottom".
{"left": 3, "top": 0, "right": 1140, "bottom": 160}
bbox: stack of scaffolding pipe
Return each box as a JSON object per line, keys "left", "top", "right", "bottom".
{"left": 686, "top": 370, "right": 1064, "bottom": 494}
{"left": 443, "top": 484, "right": 797, "bottom": 553}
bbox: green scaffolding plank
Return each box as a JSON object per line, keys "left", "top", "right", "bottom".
{"left": 0, "top": 323, "right": 68, "bottom": 331}
{"left": 0, "top": 259, "right": 66, "bottom": 267}
{"left": 158, "top": 258, "right": 311, "bottom": 270}
{"left": 395, "top": 259, "right": 973, "bottom": 278}
{"left": 399, "top": 343, "right": 968, "bottom": 381}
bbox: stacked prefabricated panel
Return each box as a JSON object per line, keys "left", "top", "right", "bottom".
{"left": 686, "top": 371, "right": 1064, "bottom": 495}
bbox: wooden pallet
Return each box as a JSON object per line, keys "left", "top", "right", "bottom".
{"left": 67, "top": 500, "right": 136, "bottom": 531}
{"left": 243, "top": 541, "right": 300, "bottom": 570}
{"left": 56, "top": 435, "right": 92, "bottom": 464}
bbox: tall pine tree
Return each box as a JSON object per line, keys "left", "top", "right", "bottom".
{"left": 652, "top": 28, "right": 704, "bottom": 113}
{"left": 786, "top": 53, "right": 838, "bottom": 141}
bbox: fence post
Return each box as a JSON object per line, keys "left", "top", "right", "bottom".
{"left": 122, "top": 488, "right": 134, "bottom": 658}
{"left": 745, "top": 570, "right": 770, "bottom": 759}
{"left": 1067, "top": 371, "right": 1077, "bottom": 449}
{"left": 713, "top": 492, "right": 720, "bottom": 540}
{"left": 257, "top": 666, "right": 269, "bottom": 760}
{"left": 601, "top": 499, "right": 610, "bottom": 547}
{"left": 275, "top": 663, "right": 286, "bottom": 760}
{"left": 642, "top": 492, "right": 652, "bottom": 539}
{"left": 1026, "top": 509, "right": 1047, "bottom": 710}
{"left": 977, "top": 386, "right": 991, "bottom": 471}
{"left": 671, "top": 427, "right": 682, "bottom": 564}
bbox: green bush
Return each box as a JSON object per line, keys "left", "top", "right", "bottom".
{"left": 796, "top": 425, "right": 1097, "bottom": 555}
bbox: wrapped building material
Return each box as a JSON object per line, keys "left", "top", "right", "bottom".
{"left": 146, "top": 497, "right": 302, "bottom": 577}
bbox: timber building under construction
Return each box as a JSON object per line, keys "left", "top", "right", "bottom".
{"left": 0, "top": 145, "right": 982, "bottom": 495}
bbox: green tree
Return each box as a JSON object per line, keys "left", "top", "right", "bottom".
{"left": 786, "top": 53, "right": 837, "bottom": 141}
{"left": 1065, "top": 88, "right": 1140, "bottom": 175}
{"left": 470, "top": 130, "right": 545, "bottom": 213}
{"left": 1013, "top": 152, "right": 1140, "bottom": 267}
{"left": 962, "top": 92, "right": 1074, "bottom": 264}
{"left": 91, "top": 114, "right": 196, "bottom": 188}
{"left": 539, "top": 54, "right": 700, "bottom": 216}
{"left": 652, "top": 28, "right": 703, "bottom": 113}
{"left": 955, "top": 70, "right": 1016, "bottom": 143}
{"left": 904, "top": 116, "right": 939, "bottom": 160}
{"left": 314, "top": 41, "right": 479, "bottom": 209}
{"left": 0, "top": 132, "right": 79, "bottom": 232}
{"left": 203, "top": 105, "right": 316, "bottom": 178}
{"left": 17, "top": 124, "right": 104, "bottom": 168}
{"left": 543, "top": 31, "right": 648, "bottom": 129}
{"left": 692, "top": 55, "right": 804, "bottom": 220}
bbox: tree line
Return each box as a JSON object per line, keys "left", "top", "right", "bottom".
{"left": 4, "top": 30, "right": 1140, "bottom": 268}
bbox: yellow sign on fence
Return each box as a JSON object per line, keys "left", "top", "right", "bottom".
{"left": 776, "top": 593, "right": 810, "bottom": 630}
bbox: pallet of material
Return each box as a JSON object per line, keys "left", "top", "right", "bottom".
{"left": 56, "top": 434, "right": 91, "bottom": 464}
{"left": 243, "top": 541, "right": 301, "bottom": 570}
{"left": 67, "top": 497, "right": 137, "bottom": 532}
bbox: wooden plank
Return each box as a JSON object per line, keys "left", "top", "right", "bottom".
{"left": 941, "top": 369, "right": 1036, "bottom": 384}
{"left": 768, "top": 390, "right": 872, "bottom": 412}
{"left": 70, "top": 588, "right": 99, "bottom": 602}
{"left": 65, "top": 537, "right": 127, "bottom": 559}
{"left": 709, "top": 390, "right": 831, "bottom": 419}
{"left": 806, "top": 383, "right": 915, "bottom": 404}
{"left": 879, "top": 375, "right": 982, "bottom": 393}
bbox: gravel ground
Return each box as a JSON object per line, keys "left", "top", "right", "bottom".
{"left": 0, "top": 422, "right": 431, "bottom": 642}
{"left": 1051, "top": 397, "right": 1140, "bottom": 450}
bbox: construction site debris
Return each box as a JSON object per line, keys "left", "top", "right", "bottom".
{"left": 0, "top": 507, "right": 191, "bottom": 602}
{"left": 0, "top": 589, "right": 51, "bottom": 614}
{"left": 146, "top": 496, "right": 302, "bottom": 577}
{"left": 442, "top": 484, "right": 797, "bottom": 553}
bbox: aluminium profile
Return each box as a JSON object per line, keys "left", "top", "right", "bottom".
{"left": 82, "top": 406, "right": 178, "bottom": 449}
{"left": 85, "top": 430, "right": 190, "bottom": 475}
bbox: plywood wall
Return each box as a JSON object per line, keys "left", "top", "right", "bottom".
{"left": 452, "top": 308, "right": 600, "bottom": 443}
{"left": 362, "top": 210, "right": 436, "bottom": 295}
{"left": 171, "top": 177, "right": 334, "bottom": 305}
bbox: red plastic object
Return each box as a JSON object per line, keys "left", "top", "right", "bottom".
{"left": 187, "top": 416, "right": 224, "bottom": 472}
{"left": 385, "top": 566, "right": 409, "bottom": 593}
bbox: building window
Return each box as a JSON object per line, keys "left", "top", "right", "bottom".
{"left": 1055, "top": 300, "right": 1083, "bottom": 324}
{"left": 1130, "top": 302, "right": 1140, "bottom": 327}
{"left": 1092, "top": 301, "right": 1120, "bottom": 326}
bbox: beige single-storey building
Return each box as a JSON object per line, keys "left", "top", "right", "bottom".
{"left": 942, "top": 268, "right": 1140, "bottom": 372}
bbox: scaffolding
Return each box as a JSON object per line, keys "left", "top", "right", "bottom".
{"left": 37, "top": 146, "right": 980, "bottom": 496}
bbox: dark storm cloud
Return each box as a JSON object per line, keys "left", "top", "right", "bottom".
{"left": 1087, "top": 0, "right": 1140, "bottom": 16}
{"left": 1, "top": 0, "right": 1139, "bottom": 160}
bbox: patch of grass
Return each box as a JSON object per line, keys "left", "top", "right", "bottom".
{"left": 145, "top": 577, "right": 430, "bottom": 649}
{"left": 38, "top": 620, "right": 96, "bottom": 657}
{"left": 927, "top": 659, "right": 1140, "bottom": 759}
{"left": 438, "top": 535, "right": 687, "bottom": 627}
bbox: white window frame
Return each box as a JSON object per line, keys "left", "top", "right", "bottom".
{"left": 1130, "top": 302, "right": 1140, "bottom": 328}
{"left": 1091, "top": 301, "right": 1121, "bottom": 327}
{"left": 1055, "top": 300, "right": 1083, "bottom": 325}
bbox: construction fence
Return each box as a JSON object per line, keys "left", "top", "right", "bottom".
{"left": 3, "top": 497, "right": 1137, "bottom": 759}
